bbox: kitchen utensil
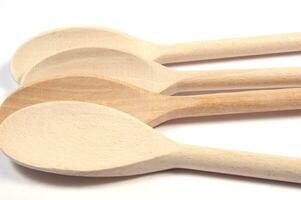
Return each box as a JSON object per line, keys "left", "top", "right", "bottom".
{"left": 1, "top": 101, "right": 301, "bottom": 183}
{"left": 11, "top": 27, "right": 301, "bottom": 82}
{"left": 21, "top": 47, "right": 301, "bottom": 94}
{"left": 2, "top": 76, "right": 301, "bottom": 127}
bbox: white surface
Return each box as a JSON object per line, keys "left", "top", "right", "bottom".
{"left": 1, "top": 0, "right": 301, "bottom": 199}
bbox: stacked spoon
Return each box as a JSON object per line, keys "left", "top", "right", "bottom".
{"left": 1, "top": 27, "right": 301, "bottom": 183}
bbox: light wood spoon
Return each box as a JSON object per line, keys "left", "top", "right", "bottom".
{"left": 1, "top": 101, "right": 301, "bottom": 183}
{"left": 2, "top": 76, "right": 301, "bottom": 127}
{"left": 21, "top": 47, "right": 301, "bottom": 94}
{"left": 11, "top": 27, "right": 301, "bottom": 82}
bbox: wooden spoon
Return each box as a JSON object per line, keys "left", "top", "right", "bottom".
{"left": 21, "top": 47, "right": 301, "bottom": 94}
{"left": 2, "top": 76, "right": 301, "bottom": 127}
{"left": 11, "top": 27, "right": 301, "bottom": 82}
{"left": 1, "top": 101, "right": 301, "bottom": 183}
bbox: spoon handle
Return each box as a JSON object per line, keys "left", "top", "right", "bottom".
{"left": 176, "top": 67, "right": 301, "bottom": 93}
{"left": 171, "top": 88, "right": 301, "bottom": 119}
{"left": 175, "top": 145, "right": 301, "bottom": 183}
{"left": 156, "top": 33, "right": 301, "bottom": 64}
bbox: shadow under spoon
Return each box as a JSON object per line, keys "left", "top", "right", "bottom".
{"left": 11, "top": 27, "right": 301, "bottom": 82}
{"left": 21, "top": 47, "right": 301, "bottom": 95}
{"left": 2, "top": 76, "right": 301, "bottom": 127}
{"left": 0, "top": 101, "right": 301, "bottom": 184}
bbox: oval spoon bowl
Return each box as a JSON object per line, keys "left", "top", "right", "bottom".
{"left": 11, "top": 27, "right": 155, "bottom": 82}
{"left": 0, "top": 101, "right": 178, "bottom": 176}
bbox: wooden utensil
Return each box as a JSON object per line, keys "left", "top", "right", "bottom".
{"left": 1, "top": 101, "right": 301, "bottom": 183}
{"left": 11, "top": 27, "right": 301, "bottom": 82}
{"left": 21, "top": 47, "right": 301, "bottom": 94}
{"left": 2, "top": 76, "right": 301, "bottom": 127}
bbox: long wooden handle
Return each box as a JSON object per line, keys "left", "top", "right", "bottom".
{"left": 155, "top": 33, "right": 301, "bottom": 64}
{"left": 176, "top": 67, "right": 301, "bottom": 92}
{"left": 170, "top": 88, "right": 301, "bottom": 119}
{"left": 174, "top": 145, "right": 301, "bottom": 183}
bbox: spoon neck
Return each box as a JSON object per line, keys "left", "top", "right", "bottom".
{"left": 154, "top": 43, "right": 204, "bottom": 64}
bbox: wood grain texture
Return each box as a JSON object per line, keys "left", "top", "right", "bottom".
{"left": 2, "top": 76, "right": 301, "bottom": 127}
{"left": 21, "top": 47, "right": 301, "bottom": 94}
{"left": 11, "top": 27, "right": 154, "bottom": 82}
{"left": 21, "top": 47, "right": 179, "bottom": 94}
{"left": 11, "top": 26, "right": 301, "bottom": 82}
{"left": 156, "top": 32, "right": 301, "bottom": 63}
{"left": 1, "top": 101, "right": 301, "bottom": 183}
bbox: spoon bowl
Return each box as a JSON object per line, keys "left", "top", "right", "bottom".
{"left": 21, "top": 47, "right": 179, "bottom": 94}
{"left": 0, "top": 101, "right": 178, "bottom": 176}
{"left": 1, "top": 101, "right": 301, "bottom": 183}
{"left": 11, "top": 27, "right": 155, "bottom": 82}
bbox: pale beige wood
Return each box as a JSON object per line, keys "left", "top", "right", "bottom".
{"left": 2, "top": 76, "right": 301, "bottom": 127}
{"left": 156, "top": 33, "right": 301, "bottom": 63}
{"left": 1, "top": 101, "right": 301, "bottom": 183}
{"left": 11, "top": 27, "right": 301, "bottom": 82}
{"left": 21, "top": 47, "right": 301, "bottom": 94}
{"left": 178, "top": 67, "right": 301, "bottom": 93}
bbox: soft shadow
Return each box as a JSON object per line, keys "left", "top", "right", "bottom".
{"left": 165, "top": 51, "right": 301, "bottom": 67}
{"left": 13, "top": 163, "right": 147, "bottom": 187}
{"left": 166, "top": 169, "right": 301, "bottom": 189}
{"left": 0, "top": 153, "right": 19, "bottom": 180}
{"left": 161, "top": 110, "right": 301, "bottom": 127}
{"left": 0, "top": 61, "right": 18, "bottom": 97}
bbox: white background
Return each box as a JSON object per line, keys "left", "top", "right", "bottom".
{"left": 1, "top": 0, "right": 301, "bottom": 199}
